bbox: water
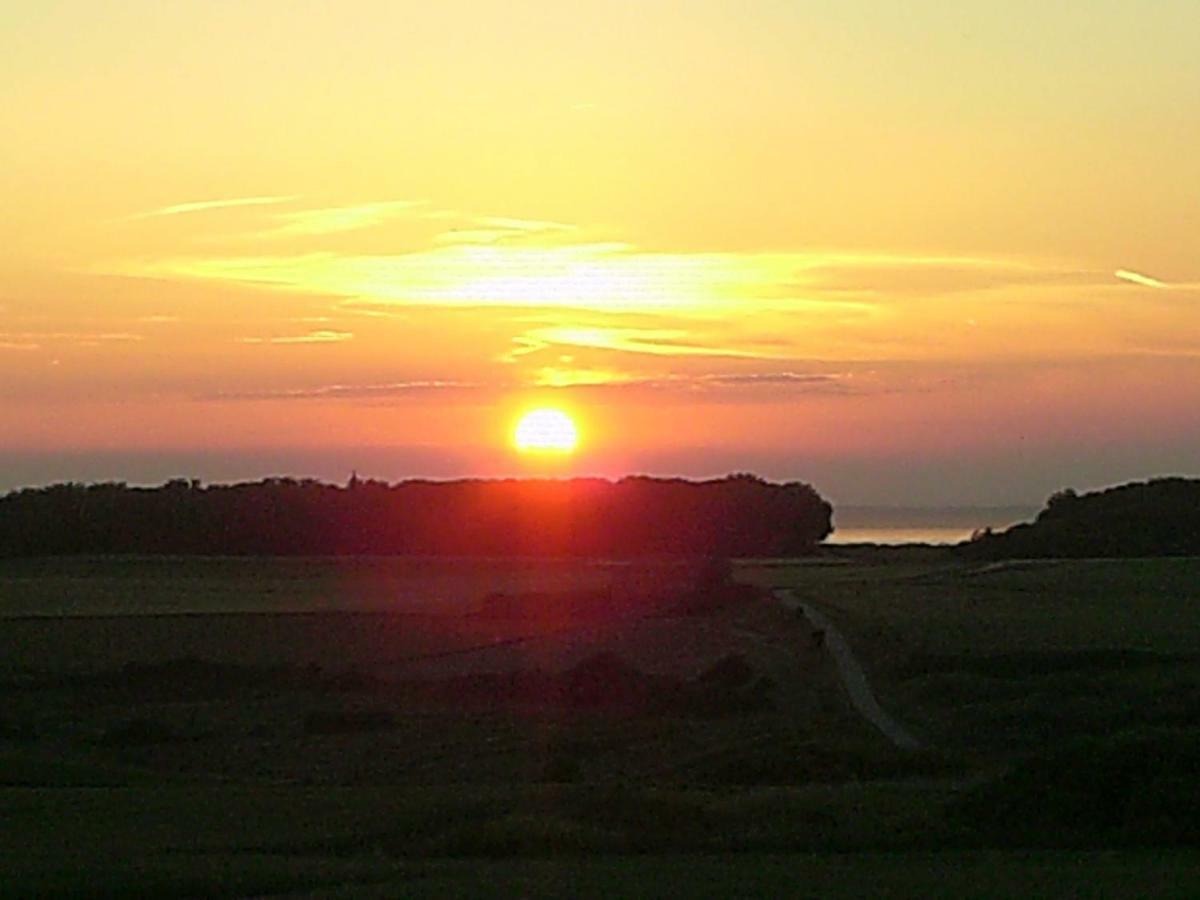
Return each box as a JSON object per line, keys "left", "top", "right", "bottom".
{"left": 826, "top": 526, "right": 980, "bottom": 545}
{"left": 825, "top": 506, "right": 1037, "bottom": 545}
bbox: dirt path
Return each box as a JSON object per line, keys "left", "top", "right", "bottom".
{"left": 775, "top": 589, "right": 923, "bottom": 750}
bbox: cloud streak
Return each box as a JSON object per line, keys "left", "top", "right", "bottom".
{"left": 206, "top": 379, "right": 480, "bottom": 401}
{"left": 252, "top": 200, "right": 424, "bottom": 238}
{"left": 0, "top": 331, "right": 143, "bottom": 347}
{"left": 127, "top": 195, "right": 297, "bottom": 220}
{"left": 1114, "top": 269, "right": 1168, "bottom": 289}
{"left": 503, "top": 325, "right": 780, "bottom": 361}
{"left": 122, "top": 238, "right": 1106, "bottom": 320}
{"left": 202, "top": 369, "right": 854, "bottom": 401}
{"left": 237, "top": 330, "right": 353, "bottom": 345}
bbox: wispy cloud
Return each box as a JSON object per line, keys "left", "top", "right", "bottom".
{"left": 1114, "top": 268, "right": 1168, "bottom": 289}
{"left": 476, "top": 216, "right": 574, "bottom": 233}
{"left": 503, "top": 325, "right": 779, "bottom": 361}
{"left": 207, "top": 379, "right": 479, "bottom": 400}
{"left": 237, "top": 330, "right": 353, "bottom": 345}
{"left": 127, "top": 244, "right": 802, "bottom": 314}
{"left": 122, "top": 240, "right": 1093, "bottom": 317}
{"left": 528, "top": 367, "right": 850, "bottom": 392}
{"left": 252, "top": 200, "right": 424, "bottom": 238}
{"left": 432, "top": 229, "right": 517, "bottom": 246}
{"left": 119, "top": 222, "right": 1187, "bottom": 367}
{"left": 531, "top": 366, "right": 635, "bottom": 387}
{"left": 434, "top": 215, "right": 576, "bottom": 246}
{"left": 126, "top": 195, "right": 297, "bottom": 220}
{"left": 694, "top": 371, "right": 845, "bottom": 387}
{"left": 788, "top": 256, "right": 1095, "bottom": 297}
{"left": 202, "top": 368, "right": 855, "bottom": 401}
{"left": 0, "top": 331, "right": 143, "bottom": 347}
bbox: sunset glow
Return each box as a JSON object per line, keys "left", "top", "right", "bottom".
{"left": 3, "top": 1, "right": 1198, "bottom": 504}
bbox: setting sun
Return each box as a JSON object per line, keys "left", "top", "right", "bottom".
{"left": 513, "top": 408, "right": 579, "bottom": 453}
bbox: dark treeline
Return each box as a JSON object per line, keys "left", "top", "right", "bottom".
{"left": 961, "top": 477, "right": 1200, "bottom": 558}
{"left": 0, "top": 474, "right": 832, "bottom": 558}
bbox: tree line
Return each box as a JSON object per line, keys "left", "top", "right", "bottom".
{"left": 960, "top": 477, "right": 1200, "bottom": 558}
{"left": 0, "top": 473, "right": 833, "bottom": 558}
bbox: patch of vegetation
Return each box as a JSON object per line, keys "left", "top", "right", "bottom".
{"left": 896, "top": 649, "right": 1198, "bottom": 681}
{"left": 962, "top": 478, "right": 1200, "bottom": 559}
{"left": 0, "top": 712, "right": 37, "bottom": 741}
{"left": 680, "top": 734, "right": 963, "bottom": 786}
{"left": 303, "top": 708, "right": 397, "bottom": 735}
{"left": 954, "top": 729, "right": 1200, "bottom": 846}
{"left": 96, "top": 717, "right": 179, "bottom": 747}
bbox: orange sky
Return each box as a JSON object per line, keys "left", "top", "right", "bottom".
{"left": 2, "top": 1, "right": 1198, "bottom": 504}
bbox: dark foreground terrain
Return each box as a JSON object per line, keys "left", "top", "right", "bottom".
{"left": 2, "top": 554, "right": 1198, "bottom": 896}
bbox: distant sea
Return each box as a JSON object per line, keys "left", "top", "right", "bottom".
{"left": 826, "top": 506, "right": 1038, "bottom": 546}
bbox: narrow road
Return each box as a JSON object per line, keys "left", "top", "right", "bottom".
{"left": 775, "top": 589, "right": 923, "bottom": 751}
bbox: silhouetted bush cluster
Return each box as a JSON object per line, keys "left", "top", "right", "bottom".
{"left": 961, "top": 477, "right": 1200, "bottom": 559}
{"left": 0, "top": 473, "right": 832, "bottom": 558}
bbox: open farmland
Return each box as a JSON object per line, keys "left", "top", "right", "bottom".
{"left": 3, "top": 553, "right": 1199, "bottom": 896}
{"left": 741, "top": 556, "right": 1200, "bottom": 753}
{"left": 1, "top": 556, "right": 913, "bottom": 791}
{"left": 0, "top": 555, "right": 639, "bottom": 618}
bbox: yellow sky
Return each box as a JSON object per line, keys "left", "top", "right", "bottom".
{"left": 2, "top": 1, "right": 1198, "bottom": 503}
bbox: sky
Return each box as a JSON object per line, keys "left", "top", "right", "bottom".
{"left": 2, "top": 1, "right": 1198, "bottom": 505}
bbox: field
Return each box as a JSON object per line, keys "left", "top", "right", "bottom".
{"left": 2, "top": 553, "right": 1199, "bottom": 896}
{"left": 742, "top": 555, "right": 1200, "bottom": 753}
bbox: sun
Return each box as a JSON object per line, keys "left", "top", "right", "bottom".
{"left": 513, "top": 408, "right": 579, "bottom": 453}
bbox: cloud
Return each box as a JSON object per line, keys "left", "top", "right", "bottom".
{"left": 526, "top": 368, "right": 853, "bottom": 395}
{"left": 694, "top": 371, "right": 845, "bottom": 387}
{"left": 237, "top": 330, "right": 353, "bottom": 345}
{"left": 252, "top": 200, "right": 424, "bottom": 238}
{"left": 787, "top": 256, "right": 1096, "bottom": 297}
{"left": 206, "top": 380, "right": 482, "bottom": 401}
{"left": 1114, "top": 269, "right": 1168, "bottom": 289}
{"left": 477, "top": 216, "right": 573, "bottom": 232}
{"left": 128, "top": 244, "right": 801, "bottom": 314}
{"left": 0, "top": 331, "right": 143, "bottom": 347}
{"left": 531, "top": 366, "right": 635, "bottom": 387}
{"left": 202, "top": 368, "right": 853, "bottom": 401}
{"left": 122, "top": 240, "right": 1092, "bottom": 319}
{"left": 126, "top": 195, "right": 297, "bottom": 220}
{"left": 501, "top": 325, "right": 779, "bottom": 361}
{"left": 432, "top": 229, "right": 517, "bottom": 246}
{"left": 434, "top": 215, "right": 576, "bottom": 246}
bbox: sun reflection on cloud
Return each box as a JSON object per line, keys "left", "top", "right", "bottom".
{"left": 129, "top": 243, "right": 817, "bottom": 315}
{"left": 108, "top": 199, "right": 1197, "bottom": 376}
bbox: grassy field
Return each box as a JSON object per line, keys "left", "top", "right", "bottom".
{"left": 4, "top": 779, "right": 1198, "bottom": 897}
{"left": 2, "top": 553, "right": 1198, "bottom": 895}
{"left": 0, "top": 555, "right": 636, "bottom": 618}
{"left": 741, "top": 556, "right": 1200, "bottom": 752}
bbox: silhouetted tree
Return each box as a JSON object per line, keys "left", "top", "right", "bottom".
{"left": 958, "top": 478, "right": 1200, "bottom": 559}
{"left": 0, "top": 474, "right": 833, "bottom": 559}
